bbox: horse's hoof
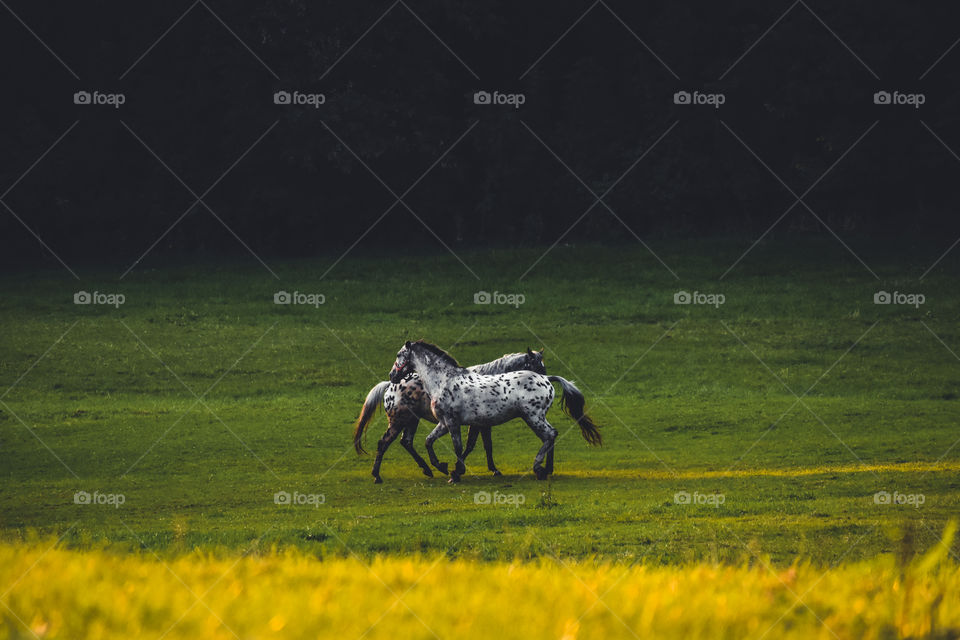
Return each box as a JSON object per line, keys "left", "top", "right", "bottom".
{"left": 422, "top": 468, "right": 434, "bottom": 478}
{"left": 534, "top": 468, "right": 548, "bottom": 480}
{"left": 448, "top": 474, "right": 460, "bottom": 484}
{"left": 492, "top": 470, "right": 502, "bottom": 477}
{"left": 455, "top": 462, "right": 466, "bottom": 476}
{"left": 436, "top": 462, "right": 449, "bottom": 475}
{"left": 373, "top": 476, "right": 383, "bottom": 484}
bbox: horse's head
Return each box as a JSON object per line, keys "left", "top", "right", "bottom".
{"left": 523, "top": 347, "right": 546, "bottom": 375}
{"left": 390, "top": 340, "right": 462, "bottom": 382}
{"left": 389, "top": 341, "right": 416, "bottom": 383}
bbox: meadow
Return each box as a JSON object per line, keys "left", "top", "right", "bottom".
{"left": 1, "top": 236, "right": 958, "bottom": 637}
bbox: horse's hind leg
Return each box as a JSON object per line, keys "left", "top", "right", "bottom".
{"left": 447, "top": 422, "right": 466, "bottom": 482}
{"left": 424, "top": 422, "right": 450, "bottom": 475}
{"left": 462, "top": 426, "right": 498, "bottom": 475}
{"left": 463, "top": 426, "right": 480, "bottom": 461}
{"left": 545, "top": 434, "right": 555, "bottom": 475}
{"left": 524, "top": 416, "right": 557, "bottom": 481}
{"left": 479, "top": 426, "right": 501, "bottom": 476}
{"left": 371, "top": 424, "right": 402, "bottom": 484}
{"left": 398, "top": 419, "right": 433, "bottom": 478}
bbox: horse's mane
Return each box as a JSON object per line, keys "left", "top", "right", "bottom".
{"left": 468, "top": 352, "right": 523, "bottom": 375}
{"left": 410, "top": 340, "right": 461, "bottom": 368}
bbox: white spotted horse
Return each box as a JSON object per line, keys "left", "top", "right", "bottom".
{"left": 389, "top": 340, "right": 602, "bottom": 482}
{"left": 354, "top": 348, "right": 546, "bottom": 483}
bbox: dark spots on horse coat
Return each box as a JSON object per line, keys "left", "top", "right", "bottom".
{"left": 382, "top": 375, "right": 435, "bottom": 423}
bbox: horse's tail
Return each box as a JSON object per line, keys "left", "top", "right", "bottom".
{"left": 548, "top": 376, "right": 602, "bottom": 446}
{"left": 353, "top": 381, "right": 390, "bottom": 454}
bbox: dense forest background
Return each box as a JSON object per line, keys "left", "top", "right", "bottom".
{"left": 1, "top": 1, "right": 958, "bottom": 265}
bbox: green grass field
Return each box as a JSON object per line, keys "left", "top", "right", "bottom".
{"left": 1, "top": 237, "right": 958, "bottom": 566}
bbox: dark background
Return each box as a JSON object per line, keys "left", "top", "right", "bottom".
{"left": 1, "top": 1, "right": 958, "bottom": 267}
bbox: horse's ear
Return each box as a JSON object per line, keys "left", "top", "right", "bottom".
{"left": 526, "top": 347, "right": 534, "bottom": 356}
{"left": 405, "top": 340, "right": 412, "bottom": 348}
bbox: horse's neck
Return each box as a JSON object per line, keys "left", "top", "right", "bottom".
{"left": 468, "top": 354, "right": 520, "bottom": 376}
{"left": 412, "top": 356, "right": 463, "bottom": 397}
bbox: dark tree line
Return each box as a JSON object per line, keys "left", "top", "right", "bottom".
{"left": 1, "top": 1, "right": 958, "bottom": 267}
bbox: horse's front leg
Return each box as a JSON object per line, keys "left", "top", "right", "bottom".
{"left": 399, "top": 420, "right": 433, "bottom": 478}
{"left": 424, "top": 422, "right": 450, "bottom": 475}
{"left": 447, "top": 422, "right": 466, "bottom": 483}
{"left": 371, "top": 424, "right": 402, "bottom": 484}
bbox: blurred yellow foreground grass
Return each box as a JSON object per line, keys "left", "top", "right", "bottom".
{"left": 2, "top": 524, "right": 958, "bottom": 640}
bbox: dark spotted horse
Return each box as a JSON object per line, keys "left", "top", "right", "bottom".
{"left": 354, "top": 348, "right": 546, "bottom": 483}
{"left": 389, "top": 340, "right": 602, "bottom": 482}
